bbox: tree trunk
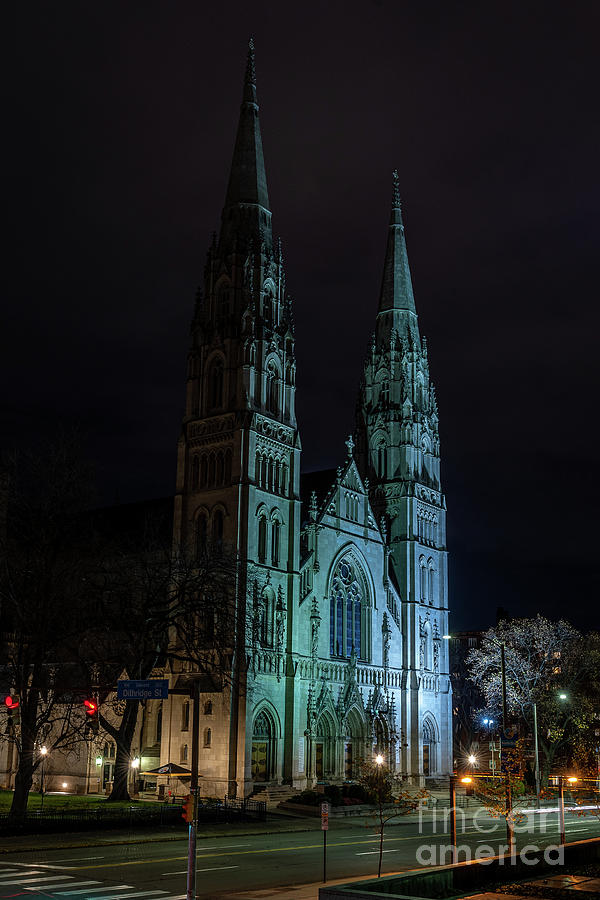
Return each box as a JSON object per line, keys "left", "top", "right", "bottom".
{"left": 106, "top": 701, "right": 140, "bottom": 803}
{"left": 9, "top": 738, "right": 34, "bottom": 821}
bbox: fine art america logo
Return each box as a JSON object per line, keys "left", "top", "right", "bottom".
{"left": 415, "top": 806, "right": 566, "bottom": 866}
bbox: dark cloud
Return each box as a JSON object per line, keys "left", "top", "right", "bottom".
{"left": 6, "top": 0, "right": 599, "bottom": 631}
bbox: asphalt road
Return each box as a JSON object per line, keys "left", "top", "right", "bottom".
{"left": 1, "top": 811, "right": 598, "bottom": 899}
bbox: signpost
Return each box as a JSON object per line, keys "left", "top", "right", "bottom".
{"left": 321, "top": 801, "right": 329, "bottom": 882}
{"left": 117, "top": 679, "right": 169, "bottom": 700}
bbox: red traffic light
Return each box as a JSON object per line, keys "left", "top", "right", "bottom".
{"left": 4, "top": 696, "right": 19, "bottom": 709}
{"left": 84, "top": 699, "right": 98, "bottom": 716}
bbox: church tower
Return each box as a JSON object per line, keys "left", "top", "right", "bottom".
{"left": 171, "top": 41, "right": 301, "bottom": 797}
{"left": 355, "top": 173, "right": 451, "bottom": 777}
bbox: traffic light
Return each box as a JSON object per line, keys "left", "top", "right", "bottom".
{"left": 181, "top": 794, "right": 194, "bottom": 823}
{"left": 84, "top": 697, "right": 99, "bottom": 733}
{"left": 3, "top": 694, "right": 20, "bottom": 733}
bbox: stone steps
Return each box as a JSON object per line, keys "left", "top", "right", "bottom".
{"left": 251, "top": 785, "right": 298, "bottom": 805}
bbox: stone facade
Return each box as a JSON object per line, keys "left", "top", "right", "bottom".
{"left": 160, "top": 42, "right": 452, "bottom": 797}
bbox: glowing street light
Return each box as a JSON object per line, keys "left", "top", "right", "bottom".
{"left": 567, "top": 776, "right": 578, "bottom": 784}
{"left": 559, "top": 693, "right": 568, "bottom": 700}
{"left": 131, "top": 757, "right": 140, "bottom": 769}
{"left": 467, "top": 754, "right": 477, "bottom": 765}
{"left": 460, "top": 777, "right": 473, "bottom": 784}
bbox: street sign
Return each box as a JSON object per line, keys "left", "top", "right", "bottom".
{"left": 321, "top": 801, "right": 329, "bottom": 831}
{"left": 117, "top": 679, "right": 169, "bottom": 700}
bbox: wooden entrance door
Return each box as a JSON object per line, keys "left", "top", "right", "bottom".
{"left": 316, "top": 742, "right": 324, "bottom": 779}
{"left": 423, "top": 743, "right": 430, "bottom": 776}
{"left": 252, "top": 741, "right": 268, "bottom": 781}
{"left": 344, "top": 742, "right": 353, "bottom": 779}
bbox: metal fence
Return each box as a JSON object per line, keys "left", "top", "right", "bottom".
{"left": 0, "top": 797, "right": 267, "bottom": 835}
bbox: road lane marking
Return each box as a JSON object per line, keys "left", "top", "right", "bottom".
{"left": 195, "top": 844, "right": 250, "bottom": 851}
{"left": 54, "top": 887, "right": 130, "bottom": 896}
{"left": 53, "top": 826, "right": 546, "bottom": 872}
{"left": 161, "top": 866, "right": 239, "bottom": 875}
{"left": 356, "top": 850, "right": 400, "bottom": 855}
{"left": 197, "top": 866, "right": 238, "bottom": 873}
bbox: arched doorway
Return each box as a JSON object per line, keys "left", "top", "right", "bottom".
{"left": 422, "top": 717, "right": 437, "bottom": 776}
{"left": 252, "top": 709, "right": 276, "bottom": 783}
{"left": 315, "top": 712, "right": 336, "bottom": 780}
{"left": 373, "top": 716, "right": 388, "bottom": 758}
{"left": 345, "top": 708, "right": 366, "bottom": 780}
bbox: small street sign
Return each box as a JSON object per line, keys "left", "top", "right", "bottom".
{"left": 117, "top": 679, "right": 169, "bottom": 700}
{"left": 321, "top": 801, "right": 329, "bottom": 831}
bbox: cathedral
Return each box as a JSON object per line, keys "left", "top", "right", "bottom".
{"left": 163, "top": 41, "right": 452, "bottom": 797}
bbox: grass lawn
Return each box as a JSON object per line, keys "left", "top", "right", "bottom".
{"left": 0, "top": 789, "right": 154, "bottom": 812}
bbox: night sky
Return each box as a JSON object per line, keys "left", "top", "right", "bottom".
{"left": 7, "top": 2, "right": 599, "bottom": 632}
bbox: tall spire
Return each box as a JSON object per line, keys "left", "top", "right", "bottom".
{"left": 378, "top": 170, "right": 416, "bottom": 316}
{"left": 220, "top": 39, "right": 271, "bottom": 250}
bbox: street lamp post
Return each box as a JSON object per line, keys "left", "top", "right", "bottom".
{"left": 39, "top": 746, "right": 48, "bottom": 811}
{"left": 532, "top": 702, "right": 541, "bottom": 808}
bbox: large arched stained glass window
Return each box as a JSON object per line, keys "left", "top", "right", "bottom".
{"left": 329, "top": 557, "right": 366, "bottom": 659}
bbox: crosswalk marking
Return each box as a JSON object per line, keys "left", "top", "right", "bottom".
{"left": 33, "top": 882, "right": 101, "bottom": 893}
{"left": 54, "top": 887, "right": 132, "bottom": 896}
{"left": 82, "top": 892, "right": 167, "bottom": 900}
{"left": 0, "top": 875, "right": 75, "bottom": 885}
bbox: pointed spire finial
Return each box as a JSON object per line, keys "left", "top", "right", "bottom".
{"left": 392, "top": 169, "right": 401, "bottom": 210}
{"left": 246, "top": 37, "right": 256, "bottom": 86}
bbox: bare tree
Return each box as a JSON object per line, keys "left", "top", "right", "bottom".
{"left": 356, "top": 758, "right": 427, "bottom": 877}
{"left": 0, "top": 437, "right": 98, "bottom": 820}
{"left": 86, "top": 518, "right": 239, "bottom": 803}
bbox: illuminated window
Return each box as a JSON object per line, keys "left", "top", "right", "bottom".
{"left": 330, "top": 558, "right": 367, "bottom": 659}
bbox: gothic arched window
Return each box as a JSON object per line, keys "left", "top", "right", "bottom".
{"left": 266, "top": 363, "right": 278, "bottom": 415}
{"left": 196, "top": 514, "right": 208, "bottom": 558}
{"left": 377, "top": 441, "right": 387, "bottom": 478}
{"left": 258, "top": 515, "right": 267, "bottom": 563}
{"left": 212, "top": 509, "right": 224, "bottom": 554}
{"left": 329, "top": 557, "right": 368, "bottom": 660}
{"left": 208, "top": 357, "right": 224, "bottom": 411}
{"left": 271, "top": 519, "right": 280, "bottom": 567}
{"left": 428, "top": 560, "right": 435, "bottom": 606}
{"left": 191, "top": 456, "right": 199, "bottom": 490}
{"left": 419, "top": 556, "right": 427, "bottom": 602}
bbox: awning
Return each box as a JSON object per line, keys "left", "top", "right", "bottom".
{"left": 141, "top": 762, "right": 195, "bottom": 776}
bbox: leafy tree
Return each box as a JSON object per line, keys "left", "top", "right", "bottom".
{"left": 467, "top": 616, "right": 600, "bottom": 785}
